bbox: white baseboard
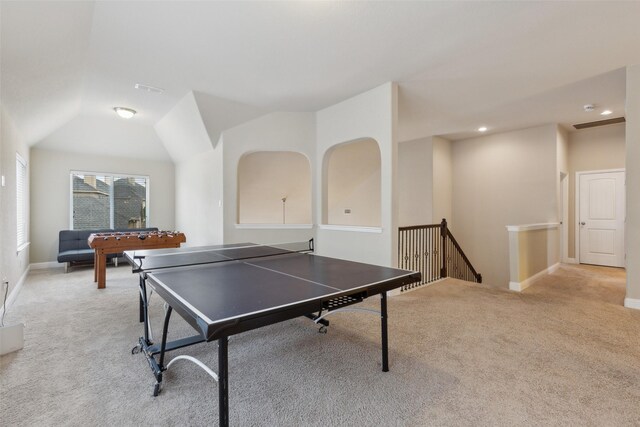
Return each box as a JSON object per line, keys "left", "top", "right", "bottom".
{"left": 0, "top": 265, "right": 30, "bottom": 319}
{"left": 508, "top": 281, "right": 523, "bottom": 291}
{"left": 624, "top": 298, "right": 640, "bottom": 310}
{"left": 30, "top": 261, "right": 61, "bottom": 270}
{"left": 509, "top": 263, "right": 560, "bottom": 292}
{"left": 564, "top": 258, "right": 578, "bottom": 264}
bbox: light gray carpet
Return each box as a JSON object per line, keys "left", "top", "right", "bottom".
{"left": 1, "top": 263, "right": 639, "bottom": 426}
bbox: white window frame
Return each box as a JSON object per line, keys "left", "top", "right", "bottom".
{"left": 16, "top": 153, "right": 28, "bottom": 252}
{"left": 69, "top": 170, "right": 151, "bottom": 230}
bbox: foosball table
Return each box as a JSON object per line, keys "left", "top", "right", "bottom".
{"left": 88, "top": 230, "right": 186, "bottom": 289}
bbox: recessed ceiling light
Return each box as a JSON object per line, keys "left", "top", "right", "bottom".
{"left": 113, "top": 107, "right": 136, "bottom": 119}
{"left": 601, "top": 110, "right": 612, "bottom": 116}
{"left": 478, "top": 126, "right": 488, "bottom": 132}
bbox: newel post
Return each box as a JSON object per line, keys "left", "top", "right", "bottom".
{"left": 440, "top": 218, "right": 447, "bottom": 278}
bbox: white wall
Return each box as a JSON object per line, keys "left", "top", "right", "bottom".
{"left": 508, "top": 225, "right": 560, "bottom": 291}
{"left": 316, "top": 82, "right": 398, "bottom": 267}
{"left": 0, "top": 106, "right": 30, "bottom": 305}
{"left": 325, "top": 138, "right": 381, "bottom": 227}
{"left": 222, "top": 112, "right": 316, "bottom": 244}
{"left": 397, "top": 135, "right": 452, "bottom": 229}
{"left": 30, "top": 148, "right": 175, "bottom": 263}
{"left": 625, "top": 65, "right": 640, "bottom": 304}
{"left": 174, "top": 140, "right": 223, "bottom": 247}
{"left": 432, "top": 136, "right": 452, "bottom": 226}
{"left": 398, "top": 137, "right": 433, "bottom": 227}
{"left": 567, "top": 123, "right": 625, "bottom": 258}
{"left": 452, "top": 124, "right": 559, "bottom": 287}
{"left": 238, "top": 151, "right": 311, "bottom": 224}
{"left": 556, "top": 127, "right": 569, "bottom": 261}
{"left": 556, "top": 126, "right": 569, "bottom": 214}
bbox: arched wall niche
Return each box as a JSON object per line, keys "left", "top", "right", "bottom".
{"left": 322, "top": 138, "right": 381, "bottom": 227}
{"left": 237, "top": 151, "right": 312, "bottom": 224}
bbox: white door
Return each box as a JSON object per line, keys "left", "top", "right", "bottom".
{"left": 579, "top": 171, "right": 625, "bottom": 267}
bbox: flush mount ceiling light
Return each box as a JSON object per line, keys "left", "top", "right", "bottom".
{"left": 478, "top": 126, "right": 488, "bottom": 132}
{"left": 114, "top": 107, "right": 136, "bottom": 119}
{"left": 601, "top": 110, "right": 613, "bottom": 116}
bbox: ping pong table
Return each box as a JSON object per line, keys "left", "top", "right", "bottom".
{"left": 125, "top": 240, "right": 421, "bottom": 426}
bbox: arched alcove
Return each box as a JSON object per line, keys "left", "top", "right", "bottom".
{"left": 237, "top": 151, "right": 311, "bottom": 224}
{"left": 323, "top": 138, "right": 381, "bottom": 227}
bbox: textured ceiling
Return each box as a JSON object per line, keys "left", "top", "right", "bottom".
{"left": 1, "top": 1, "right": 639, "bottom": 158}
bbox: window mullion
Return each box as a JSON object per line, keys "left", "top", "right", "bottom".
{"left": 110, "top": 175, "right": 115, "bottom": 229}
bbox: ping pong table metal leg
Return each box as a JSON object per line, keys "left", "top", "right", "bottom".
{"left": 381, "top": 291, "right": 389, "bottom": 372}
{"left": 139, "top": 275, "right": 145, "bottom": 323}
{"left": 140, "top": 275, "right": 152, "bottom": 344}
{"left": 158, "top": 306, "right": 172, "bottom": 369}
{"left": 218, "top": 336, "right": 229, "bottom": 427}
{"left": 147, "top": 305, "right": 173, "bottom": 396}
{"left": 304, "top": 312, "right": 329, "bottom": 328}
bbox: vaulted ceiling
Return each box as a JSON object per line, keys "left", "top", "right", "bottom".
{"left": 2, "top": 1, "right": 639, "bottom": 161}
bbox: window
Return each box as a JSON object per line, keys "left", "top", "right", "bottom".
{"left": 16, "top": 153, "right": 27, "bottom": 249}
{"left": 70, "top": 172, "right": 149, "bottom": 230}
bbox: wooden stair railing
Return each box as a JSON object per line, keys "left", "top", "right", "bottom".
{"left": 398, "top": 219, "right": 481, "bottom": 292}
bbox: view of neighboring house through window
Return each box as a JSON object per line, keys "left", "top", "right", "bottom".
{"left": 16, "top": 153, "right": 27, "bottom": 249}
{"left": 71, "top": 172, "right": 148, "bottom": 230}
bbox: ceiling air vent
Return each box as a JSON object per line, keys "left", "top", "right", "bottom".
{"left": 573, "top": 117, "right": 625, "bottom": 130}
{"left": 134, "top": 83, "right": 164, "bottom": 94}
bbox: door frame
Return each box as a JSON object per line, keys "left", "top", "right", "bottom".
{"left": 574, "top": 168, "right": 625, "bottom": 265}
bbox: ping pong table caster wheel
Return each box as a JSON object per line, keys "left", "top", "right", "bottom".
{"left": 131, "top": 345, "right": 141, "bottom": 355}
{"left": 153, "top": 383, "right": 161, "bottom": 397}
{"left": 318, "top": 325, "right": 328, "bottom": 334}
